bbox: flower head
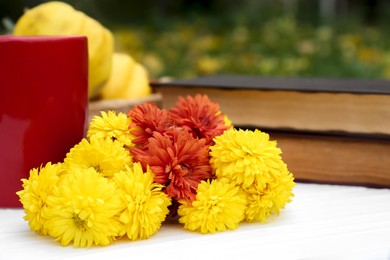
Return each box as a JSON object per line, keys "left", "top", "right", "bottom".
{"left": 178, "top": 179, "right": 247, "bottom": 234}
{"left": 244, "top": 163, "right": 295, "bottom": 222}
{"left": 113, "top": 162, "right": 171, "bottom": 240}
{"left": 87, "top": 111, "right": 135, "bottom": 148}
{"left": 223, "top": 114, "right": 233, "bottom": 128}
{"left": 64, "top": 138, "right": 131, "bottom": 178}
{"left": 169, "top": 94, "right": 230, "bottom": 145}
{"left": 128, "top": 103, "right": 171, "bottom": 148}
{"left": 210, "top": 128, "right": 282, "bottom": 188}
{"left": 17, "top": 162, "right": 64, "bottom": 235}
{"left": 44, "top": 168, "right": 122, "bottom": 247}
{"left": 131, "top": 129, "right": 211, "bottom": 202}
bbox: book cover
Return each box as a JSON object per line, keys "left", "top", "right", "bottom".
{"left": 152, "top": 75, "right": 390, "bottom": 136}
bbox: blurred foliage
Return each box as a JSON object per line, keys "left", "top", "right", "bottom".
{"left": 3, "top": 0, "right": 390, "bottom": 79}
{"left": 112, "top": 15, "right": 390, "bottom": 80}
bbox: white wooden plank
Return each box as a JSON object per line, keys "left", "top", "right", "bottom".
{"left": 0, "top": 183, "right": 389, "bottom": 259}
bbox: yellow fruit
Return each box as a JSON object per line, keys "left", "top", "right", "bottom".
{"left": 68, "top": 10, "right": 110, "bottom": 98}
{"left": 100, "top": 53, "right": 151, "bottom": 99}
{"left": 83, "top": 26, "right": 114, "bottom": 98}
{"left": 13, "top": 2, "right": 84, "bottom": 35}
{"left": 124, "top": 62, "right": 151, "bottom": 99}
{"left": 100, "top": 53, "right": 135, "bottom": 99}
{"left": 13, "top": 1, "right": 113, "bottom": 99}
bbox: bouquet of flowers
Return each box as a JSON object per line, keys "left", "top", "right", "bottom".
{"left": 17, "top": 94, "right": 295, "bottom": 247}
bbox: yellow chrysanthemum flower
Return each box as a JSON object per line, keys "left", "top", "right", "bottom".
{"left": 113, "top": 163, "right": 171, "bottom": 241}
{"left": 17, "top": 162, "right": 64, "bottom": 235}
{"left": 87, "top": 111, "right": 135, "bottom": 148}
{"left": 210, "top": 128, "right": 282, "bottom": 188}
{"left": 178, "top": 179, "right": 247, "bottom": 234}
{"left": 244, "top": 163, "right": 295, "bottom": 222}
{"left": 64, "top": 138, "right": 131, "bottom": 178}
{"left": 44, "top": 168, "right": 122, "bottom": 247}
{"left": 223, "top": 114, "right": 233, "bottom": 128}
{"left": 215, "top": 110, "right": 232, "bottom": 128}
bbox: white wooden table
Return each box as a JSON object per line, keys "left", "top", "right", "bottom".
{"left": 1, "top": 183, "right": 389, "bottom": 260}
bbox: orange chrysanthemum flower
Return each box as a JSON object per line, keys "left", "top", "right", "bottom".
{"left": 128, "top": 103, "right": 172, "bottom": 148}
{"left": 169, "top": 94, "right": 230, "bottom": 145}
{"left": 131, "top": 129, "right": 212, "bottom": 202}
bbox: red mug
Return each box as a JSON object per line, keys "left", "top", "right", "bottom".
{"left": 0, "top": 36, "right": 88, "bottom": 207}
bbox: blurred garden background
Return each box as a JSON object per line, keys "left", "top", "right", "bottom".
{"left": 2, "top": 0, "right": 390, "bottom": 80}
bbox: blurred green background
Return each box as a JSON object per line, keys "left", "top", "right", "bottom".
{"left": 2, "top": 0, "right": 390, "bottom": 80}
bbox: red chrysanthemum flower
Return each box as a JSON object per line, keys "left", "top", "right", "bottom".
{"left": 128, "top": 103, "right": 172, "bottom": 148}
{"left": 131, "top": 129, "right": 212, "bottom": 202}
{"left": 169, "top": 94, "right": 230, "bottom": 145}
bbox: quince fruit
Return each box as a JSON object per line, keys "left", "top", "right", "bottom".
{"left": 100, "top": 52, "right": 151, "bottom": 99}
{"left": 13, "top": 1, "right": 113, "bottom": 99}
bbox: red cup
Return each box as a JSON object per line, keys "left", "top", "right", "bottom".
{"left": 0, "top": 36, "right": 88, "bottom": 207}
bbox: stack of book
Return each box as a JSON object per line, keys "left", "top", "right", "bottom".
{"left": 151, "top": 75, "right": 390, "bottom": 187}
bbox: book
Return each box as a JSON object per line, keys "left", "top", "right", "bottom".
{"left": 265, "top": 129, "right": 390, "bottom": 187}
{"left": 151, "top": 75, "right": 390, "bottom": 136}
{"left": 151, "top": 75, "right": 390, "bottom": 187}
